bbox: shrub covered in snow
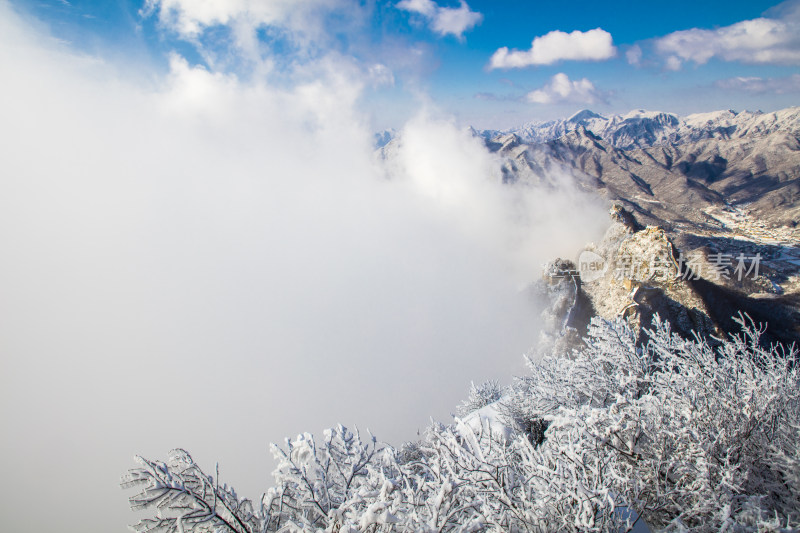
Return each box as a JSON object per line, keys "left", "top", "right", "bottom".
{"left": 456, "top": 380, "right": 505, "bottom": 417}
{"left": 123, "top": 314, "right": 799, "bottom": 532}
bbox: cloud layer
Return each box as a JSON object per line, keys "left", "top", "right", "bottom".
{"left": 655, "top": 3, "right": 800, "bottom": 69}
{"left": 144, "top": 0, "right": 346, "bottom": 36}
{"left": 0, "top": 4, "right": 606, "bottom": 533}
{"left": 396, "top": 0, "right": 482, "bottom": 38}
{"left": 525, "top": 73, "right": 603, "bottom": 105}
{"left": 714, "top": 74, "right": 800, "bottom": 94}
{"left": 489, "top": 28, "right": 616, "bottom": 69}
{"left": 142, "top": 0, "right": 367, "bottom": 66}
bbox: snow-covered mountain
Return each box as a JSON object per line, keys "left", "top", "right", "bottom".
{"left": 480, "top": 106, "right": 800, "bottom": 150}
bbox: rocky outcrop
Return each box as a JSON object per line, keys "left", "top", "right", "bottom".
{"left": 537, "top": 207, "right": 800, "bottom": 352}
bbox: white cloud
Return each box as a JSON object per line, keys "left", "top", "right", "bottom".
{"left": 664, "top": 55, "right": 682, "bottom": 71}
{"left": 142, "top": 0, "right": 363, "bottom": 62}
{"left": 525, "top": 73, "right": 603, "bottom": 105}
{"left": 141, "top": 0, "right": 391, "bottom": 88}
{"left": 714, "top": 74, "right": 800, "bottom": 94}
{"left": 430, "top": 1, "right": 482, "bottom": 37}
{"left": 396, "top": 0, "right": 436, "bottom": 17}
{"left": 143, "top": 0, "right": 334, "bottom": 36}
{"left": 654, "top": 4, "right": 800, "bottom": 68}
{"left": 397, "top": 0, "right": 482, "bottom": 39}
{"left": 367, "top": 63, "right": 395, "bottom": 87}
{"left": 489, "top": 28, "right": 616, "bottom": 69}
{"left": 626, "top": 44, "right": 642, "bottom": 66}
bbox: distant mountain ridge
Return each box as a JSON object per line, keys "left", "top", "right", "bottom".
{"left": 479, "top": 106, "right": 800, "bottom": 150}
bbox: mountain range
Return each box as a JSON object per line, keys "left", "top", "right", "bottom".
{"left": 480, "top": 106, "right": 800, "bottom": 151}
{"left": 488, "top": 116, "right": 800, "bottom": 230}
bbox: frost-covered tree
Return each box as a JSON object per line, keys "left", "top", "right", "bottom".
{"left": 123, "top": 314, "right": 799, "bottom": 532}
{"left": 504, "top": 314, "right": 800, "bottom": 531}
{"left": 121, "top": 448, "right": 266, "bottom": 533}
{"left": 456, "top": 380, "right": 505, "bottom": 416}
{"left": 263, "top": 425, "right": 387, "bottom": 531}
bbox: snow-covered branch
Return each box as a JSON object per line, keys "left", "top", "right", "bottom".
{"left": 123, "top": 314, "right": 800, "bottom": 531}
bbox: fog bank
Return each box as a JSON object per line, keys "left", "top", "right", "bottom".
{"left": 0, "top": 4, "right": 608, "bottom": 532}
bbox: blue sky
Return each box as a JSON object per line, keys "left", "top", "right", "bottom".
{"left": 11, "top": 0, "right": 800, "bottom": 129}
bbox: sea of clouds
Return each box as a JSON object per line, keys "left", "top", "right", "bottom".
{"left": 0, "top": 3, "right": 608, "bottom": 531}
